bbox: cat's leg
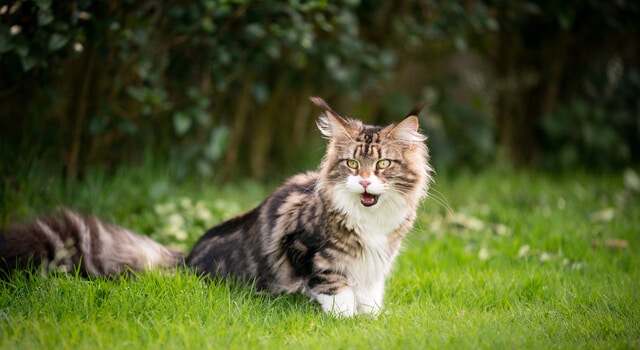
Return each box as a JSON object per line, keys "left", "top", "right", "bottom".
{"left": 306, "top": 270, "right": 357, "bottom": 317}
{"left": 355, "top": 277, "right": 386, "bottom": 316}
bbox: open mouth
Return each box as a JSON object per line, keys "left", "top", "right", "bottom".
{"left": 360, "top": 193, "right": 379, "bottom": 207}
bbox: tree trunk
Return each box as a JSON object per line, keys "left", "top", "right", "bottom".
{"left": 67, "top": 46, "right": 98, "bottom": 181}
{"left": 222, "top": 75, "right": 254, "bottom": 181}
{"left": 495, "top": 13, "right": 522, "bottom": 166}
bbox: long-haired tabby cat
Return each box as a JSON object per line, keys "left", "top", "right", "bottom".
{"left": 0, "top": 97, "right": 432, "bottom": 317}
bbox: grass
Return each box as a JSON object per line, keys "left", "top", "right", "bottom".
{"left": 1, "top": 163, "right": 639, "bottom": 349}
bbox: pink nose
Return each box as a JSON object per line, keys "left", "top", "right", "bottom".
{"left": 359, "top": 180, "right": 371, "bottom": 189}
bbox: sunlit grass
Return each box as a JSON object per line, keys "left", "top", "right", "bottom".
{"left": 1, "top": 165, "right": 639, "bottom": 349}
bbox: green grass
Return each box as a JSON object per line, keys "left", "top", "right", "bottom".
{"left": 1, "top": 164, "right": 639, "bottom": 349}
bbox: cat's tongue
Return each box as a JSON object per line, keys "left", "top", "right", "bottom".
{"left": 361, "top": 193, "right": 378, "bottom": 207}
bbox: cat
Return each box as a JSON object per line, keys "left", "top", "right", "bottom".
{"left": 0, "top": 97, "right": 432, "bottom": 317}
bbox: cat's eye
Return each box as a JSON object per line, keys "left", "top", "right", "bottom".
{"left": 346, "top": 159, "right": 359, "bottom": 169}
{"left": 376, "top": 159, "right": 391, "bottom": 169}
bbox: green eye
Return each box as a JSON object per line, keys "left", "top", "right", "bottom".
{"left": 376, "top": 159, "right": 391, "bottom": 169}
{"left": 346, "top": 159, "right": 359, "bottom": 169}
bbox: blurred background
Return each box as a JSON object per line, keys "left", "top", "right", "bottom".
{"left": 1, "top": 0, "right": 639, "bottom": 182}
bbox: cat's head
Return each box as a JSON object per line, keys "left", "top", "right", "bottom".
{"left": 311, "top": 97, "right": 432, "bottom": 214}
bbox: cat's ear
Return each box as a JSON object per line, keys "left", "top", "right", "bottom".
{"left": 388, "top": 102, "right": 427, "bottom": 144}
{"left": 310, "top": 96, "right": 352, "bottom": 139}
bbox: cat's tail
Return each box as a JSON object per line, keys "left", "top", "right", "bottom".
{"left": 0, "top": 208, "right": 185, "bottom": 278}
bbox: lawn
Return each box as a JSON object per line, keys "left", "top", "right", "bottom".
{"left": 1, "top": 164, "right": 639, "bottom": 349}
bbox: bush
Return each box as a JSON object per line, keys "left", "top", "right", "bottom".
{"left": 1, "top": 0, "right": 638, "bottom": 180}
{"left": 0, "top": 0, "right": 394, "bottom": 180}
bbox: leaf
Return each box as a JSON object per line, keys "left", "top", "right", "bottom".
{"left": 478, "top": 246, "right": 490, "bottom": 261}
{"left": 173, "top": 112, "right": 192, "bottom": 135}
{"left": 252, "top": 82, "right": 269, "bottom": 104}
{"left": 196, "top": 159, "right": 212, "bottom": 177}
{"left": 20, "top": 55, "right": 37, "bottom": 71}
{"left": 117, "top": 118, "right": 137, "bottom": 134}
{"left": 0, "top": 32, "right": 13, "bottom": 53}
{"left": 517, "top": 245, "right": 530, "bottom": 258}
{"left": 88, "top": 115, "right": 108, "bottom": 134}
{"left": 33, "top": 0, "right": 52, "bottom": 10}
{"left": 126, "top": 86, "right": 144, "bottom": 101}
{"left": 623, "top": 169, "right": 640, "bottom": 192}
{"left": 204, "top": 126, "right": 230, "bottom": 161}
{"left": 603, "top": 239, "right": 628, "bottom": 250}
{"left": 15, "top": 41, "right": 29, "bottom": 57}
{"left": 589, "top": 208, "right": 615, "bottom": 222}
{"left": 48, "top": 33, "right": 69, "bottom": 51}
{"left": 38, "top": 9, "right": 54, "bottom": 26}
{"left": 449, "top": 212, "right": 485, "bottom": 231}
{"left": 556, "top": 10, "right": 573, "bottom": 30}
{"left": 201, "top": 17, "right": 215, "bottom": 33}
{"left": 591, "top": 239, "right": 629, "bottom": 250}
{"left": 245, "top": 23, "right": 266, "bottom": 38}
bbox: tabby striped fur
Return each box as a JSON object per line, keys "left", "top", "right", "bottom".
{"left": 0, "top": 209, "right": 184, "bottom": 277}
{"left": 0, "top": 97, "right": 432, "bottom": 317}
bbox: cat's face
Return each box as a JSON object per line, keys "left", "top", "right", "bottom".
{"left": 313, "top": 98, "right": 431, "bottom": 213}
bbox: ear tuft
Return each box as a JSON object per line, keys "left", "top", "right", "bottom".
{"left": 311, "top": 96, "right": 352, "bottom": 139}
{"left": 310, "top": 97, "right": 335, "bottom": 114}
{"left": 406, "top": 101, "right": 426, "bottom": 119}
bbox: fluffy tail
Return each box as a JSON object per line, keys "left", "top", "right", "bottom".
{"left": 0, "top": 208, "right": 185, "bottom": 278}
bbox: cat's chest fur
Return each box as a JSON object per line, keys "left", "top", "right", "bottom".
{"left": 332, "top": 191, "right": 411, "bottom": 287}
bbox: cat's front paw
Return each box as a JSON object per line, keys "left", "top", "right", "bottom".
{"left": 356, "top": 302, "right": 382, "bottom": 317}
{"left": 315, "top": 289, "right": 357, "bottom": 317}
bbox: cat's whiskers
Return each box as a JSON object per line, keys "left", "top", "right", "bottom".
{"left": 426, "top": 186, "right": 454, "bottom": 216}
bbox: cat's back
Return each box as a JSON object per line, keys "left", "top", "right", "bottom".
{"left": 186, "top": 171, "right": 324, "bottom": 283}
{"left": 265, "top": 172, "right": 320, "bottom": 210}
{"left": 262, "top": 171, "right": 325, "bottom": 231}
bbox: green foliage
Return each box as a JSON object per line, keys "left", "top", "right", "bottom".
{"left": 542, "top": 100, "right": 631, "bottom": 170}
{"left": 1, "top": 0, "right": 394, "bottom": 179}
{"left": 0, "top": 0, "right": 81, "bottom": 72}
{"left": 542, "top": 65, "right": 640, "bottom": 170}
{"left": 1, "top": 0, "right": 639, "bottom": 180}
{"left": 385, "top": 0, "right": 640, "bottom": 170}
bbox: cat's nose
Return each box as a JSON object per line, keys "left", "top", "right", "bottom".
{"left": 359, "top": 180, "right": 371, "bottom": 190}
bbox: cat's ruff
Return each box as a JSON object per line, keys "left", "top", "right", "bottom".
{"left": 1, "top": 97, "right": 433, "bottom": 318}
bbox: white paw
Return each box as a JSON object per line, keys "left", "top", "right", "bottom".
{"left": 357, "top": 301, "right": 381, "bottom": 317}
{"left": 354, "top": 279, "right": 385, "bottom": 317}
{"left": 315, "top": 289, "right": 357, "bottom": 317}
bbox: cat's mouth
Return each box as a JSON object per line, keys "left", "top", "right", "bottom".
{"left": 361, "top": 192, "right": 379, "bottom": 207}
